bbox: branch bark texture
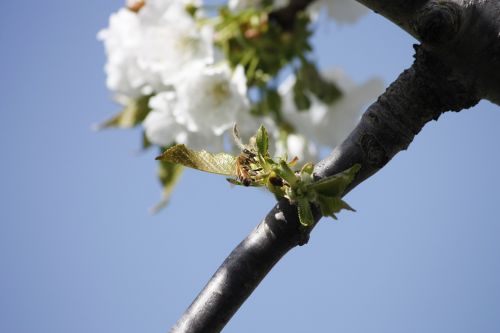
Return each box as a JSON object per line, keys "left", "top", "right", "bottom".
{"left": 356, "top": 0, "right": 500, "bottom": 104}
{"left": 170, "top": 0, "right": 499, "bottom": 331}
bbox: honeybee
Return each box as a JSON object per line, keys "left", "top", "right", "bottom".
{"left": 231, "top": 124, "right": 266, "bottom": 186}
{"left": 235, "top": 148, "right": 259, "bottom": 186}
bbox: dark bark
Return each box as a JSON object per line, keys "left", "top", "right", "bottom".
{"left": 355, "top": 0, "right": 500, "bottom": 104}
{"left": 170, "top": 0, "right": 499, "bottom": 332}
{"left": 170, "top": 45, "right": 480, "bottom": 333}
{"left": 315, "top": 45, "right": 479, "bottom": 184}
{"left": 170, "top": 200, "right": 308, "bottom": 333}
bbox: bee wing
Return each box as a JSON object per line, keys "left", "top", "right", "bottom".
{"left": 156, "top": 144, "right": 237, "bottom": 176}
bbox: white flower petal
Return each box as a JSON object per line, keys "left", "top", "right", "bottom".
{"left": 99, "top": 1, "right": 214, "bottom": 99}
{"left": 144, "top": 90, "right": 225, "bottom": 150}
{"left": 172, "top": 62, "right": 249, "bottom": 137}
{"left": 143, "top": 92, "right": 183, "bottom": 146}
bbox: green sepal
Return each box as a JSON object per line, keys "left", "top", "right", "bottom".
{"left": 297, "top": 198, "right": 314, "bottom": 227}
{"left": 156, "top": 144, "right": 237, "bottom": 176}
{"left": 97, "top": 95, "right": 151, "bottom": 129}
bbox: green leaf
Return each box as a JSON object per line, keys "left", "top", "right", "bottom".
{"left": 293, "top": 77, "right": 311, "bottom": 111}
{"left": 297, "top": 198, "right": 314, "bottom": 227}
{"left": 273, "top": 160, "right": 298, "bottom": 186}
{"left": 215, "top": 8, "right": 312, "bottom": 87}
{"left": 308, "top": 164, "right": 361, "bottom": 197}
{"left": 317, "top": 195, "right": 356, "bottom": 220}
{"left": 97, "top": 95, "right": 152, "bottom": 129}
{"left": 316, "top": 196, "right": 337, "bottom": 218}
{"left": 265, "top": 89, "right": 283, "bottom": 122}
{"left": 299, "top": 62, "right": 342, "bottom": 105}
{"left": 255, "top": 125, "right": 269, "bottom": 157}
{"left": 156, "top": 144, "right": 237, "bottom": 176}
{"left": 300, "top": 163, "right": 314, "bottom": 175}
{"left": 150, "top": 160, "right": 184, "bottom": 214}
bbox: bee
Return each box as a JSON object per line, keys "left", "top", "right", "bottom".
{"left": 231, "top": 124, "right": 265, "bottom": 186}
{"left": 235, "top": 148, "right": 259, "bottom": 186}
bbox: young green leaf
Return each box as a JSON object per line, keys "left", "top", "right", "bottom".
{"left": 297, "top": 198, "right": 314, "bottom": 227}
{"left": 255, "top": 125, "right": 269, "bottom": 157}
{"left": 273, "top": 160, "right": 298, "bottom": 186}
{"left": 293, "top": 77, "right": 311, "bottom": 111}
{"left": 96, "top": 95, "right": 151, "bottom": 129}
{"left": 156, "top": 144, "right": 237, "bottom": 176}
{"left": 299, "top": 62, "right": 342, "bottom": 105}
{"left": 307, "top": 164, "right": 361, "bottom": 197}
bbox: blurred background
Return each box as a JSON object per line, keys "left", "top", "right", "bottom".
{"left": 1, "top": 1, "right": 499, "bottom": 332}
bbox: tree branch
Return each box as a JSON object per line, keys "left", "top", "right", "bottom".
{"left": 170, "top": 1, "right": 500, "bottom": 331}
{"left": 170, "top": 45, "right": 479, "bottom": 333}
{"left": 354, "top": 0, "right": 500, "bottom": 104}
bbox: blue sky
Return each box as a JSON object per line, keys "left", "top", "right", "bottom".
{"left": 1, "top": 1, "right": 499, "bottom": 332}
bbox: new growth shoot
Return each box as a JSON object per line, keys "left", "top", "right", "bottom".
{"left": 156, "top": 124, "right": 360, "bottom": 227}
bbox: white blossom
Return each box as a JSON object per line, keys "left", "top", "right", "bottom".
{"left": 143, "top": 63, "right": 249, "bottom": 150}
{"left": 143, "top": 91, "right": 185, "bottom": 146}
{"left": 143, "top": 91, "right": 225, "bottom": 151}
{"left": 98, "top": 8, "right": 146, "bottom": 98}
{"left": 279, "top": 68, "right": 384, "bottom": 155}
{"left": 136, "top": 3, "right": 213, "bottom": 87}
{"left": 171, "top": 63, "right": 249, "bottom": 136}
{"left": 98, "top": 1, "right": 213, "bottom": 99}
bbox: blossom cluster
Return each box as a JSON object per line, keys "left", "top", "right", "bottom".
{"left": 98, "top": 0, "right": 383, "bottom": 206}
